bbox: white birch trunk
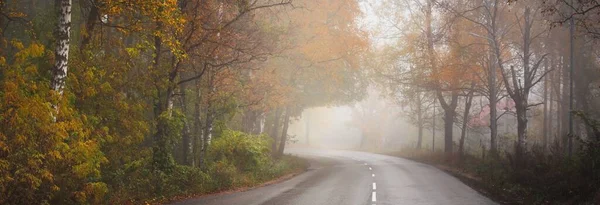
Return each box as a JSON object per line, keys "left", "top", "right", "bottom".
{"left": 52, "top": 0, "right": 72, "bottom": 96}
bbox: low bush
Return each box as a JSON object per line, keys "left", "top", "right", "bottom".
{"left": 207, "top": 159, "right": 238, "bottom": 190}
{"left": 104, "top": 129, "right": 307, "bottom": 204}
{"left": 205, "top": 130, "right": 307, "bottom": 188}
{"left": 207, "top": 130, "right": 272, "bottom": 173}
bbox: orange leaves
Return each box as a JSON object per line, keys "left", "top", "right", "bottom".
{"left": 243, "top": 68, "right": 293, "bottom": 112}
{"left": 253, "top": 0, "right": 368, "bottom": 109}
{"left": 286, "top": 0, "right": 368, "bottom": 64}
{"left": 6, "top": 11, "right": 26, "bottom": 18}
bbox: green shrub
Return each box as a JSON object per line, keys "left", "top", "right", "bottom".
{"left": 207, "top": 130, "right": 272, "bottom": 172}
{"left": 106, "top": 158, "right": 212, "bottom": 203}
{"left": 207, "top": 159, "right": 238, "bottom": 190}
{"left": 259, "top": 155, "right": 307, "bottom": 180}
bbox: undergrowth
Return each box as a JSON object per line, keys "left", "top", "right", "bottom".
{"left": 107, "top": 130, "right": 308, "bottom": 204}
{"left": 385, "top": 139, "right": 600, "bottom": 205}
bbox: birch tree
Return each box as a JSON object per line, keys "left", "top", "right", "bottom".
{"left": 52, "top": 0, "right": 71, "bottom": 98}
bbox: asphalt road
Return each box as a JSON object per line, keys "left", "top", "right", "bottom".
{"left": 172, "top": 148, "right": 497, "bottom": 205}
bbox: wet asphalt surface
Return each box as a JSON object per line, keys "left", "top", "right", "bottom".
{"left": 172, "top": 148, "right": 497, "bottom": 205}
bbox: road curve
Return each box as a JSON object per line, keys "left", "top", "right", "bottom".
{"left": 172, "top": 148, "right": 497, "bottom": 205}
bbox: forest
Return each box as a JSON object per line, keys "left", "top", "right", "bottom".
{"left": 1, "top": 0, "right": 600, "bottom": 204}
{"left": 365, "top": 0, "right": 600, "bottom": 204}
{"left": 0, "top": 0, "right": 367, "bottom": 203}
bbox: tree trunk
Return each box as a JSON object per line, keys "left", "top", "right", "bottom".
{"left": 543, "top": 59, "right": 549, "bottom": 152}
{"left": 80, "top": 1, "right": 98, "bottom": 51}
{"left": 192, "top": 77, "right": 202, "bottom": 167}
{"left": 200, "top": 108, "right": 213, "bottom": 168}
{"left": 271, "top": 108, "right": 282, "bottom": 153}
{"left": 243, "top": 110, "right": 261, "bottom": 134}
{"left": 277, "top": 106, "right": 291, "bottom": 157}
{"left": 52, "top": 0, "right": 72, "bottom": 98}
{"left": 515, "top": 103, "right": 528, "bottom": 168}
{"left": 432, "top": 98, "right": 436, "bottom": 151}
{"left": 305, "top": 111, "right": 310, "bottom": 145}
{"left": 151, "top": 18, "right": 174, "bottom": 171}
{"left": 488, "top": 46, "right": 499, "bottom": 154}
{"left": 444, "top": 108, "right": 455, "bottom": 157}
{"left": 549, "top": 62, "right": 555, "bottom": 146}
{"left": 556, "top": 62, "right": 563, "bottom": 144}
{"left": 568, "top": 13, "right": 575, "bottom": 157}
{"left": 459, "top": 89, "right": 474, "bottom": 162}
{"left": 426, "top": 0, "right": 456, "bottom": 157}
{"left": 181, "top": 82, "right": 192, "bottom": 165}
{"left": 440, "top": 91, "right": 459, "bottom": 158}
{"left": 489, "top": 107, "right": 498, "bottom": 155}
{"left": 417, "top": 119, "right": 423, "bottom": 150}
{"left": 253, "top": 111, "right": 263, "bottom": 135}
{"left": 417, "top": 93, "right": 423, "bottom": 149}
{"left": 264, "top": 111, "right": 274, "bottom": 135}
{"left": 561, "top": 53, "right": 570, "bottom": 153}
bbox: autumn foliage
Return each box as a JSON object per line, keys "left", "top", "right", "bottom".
{"left": 0, "top": 0, "right": 367, "bottom": 203}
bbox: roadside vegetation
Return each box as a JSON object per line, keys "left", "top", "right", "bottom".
{"left": 111, "top": 130, "right": 308, "bottom": 204}
{"left": 0, "top": 0, "right": 366, "bottom": 204}
{"left": 386, "top": 138, "right": 600, "bottom": 204}
{"left": 359, "top": 0, "right": 600, "bottom": 204}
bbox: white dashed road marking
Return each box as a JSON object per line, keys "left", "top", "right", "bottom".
{"left": 373, "top": 182, "right": 376, "bottom": 190}
{"left": 372, "top": 191, "right": 377, "bottom": 202}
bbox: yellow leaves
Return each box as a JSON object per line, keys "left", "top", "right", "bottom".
{"left": 83, "top": 87, "right": 97, "bottom": 98}
{"left": 48, "top": 150, "right": 63, "bottom": 161}
{"left": 83, "top": 70, "right": 95, "bottom": 82}
{"left": 7, "top": 11, "right": 26, "bottom": 18}
{"left": 100, "top": 82, "right": 113, "bottom": 93}
{"left": 24, "top": 65, "right": 38, "bottom": 76}
{"left": 0, "top": 55, "right": 108, "bottom": 202}
{"left": 69, "top": 140, "right": 106, "bottom": 179}
{"left": 11, "top": 40, "right": 46, "bottom": 65}
{"left": 27, "top": 43, "right": 45, "bottom": 57}
{"left": 22, "top": 173, "right": 42, "bottom": 190}
{"left": 14, "top": 135, "right": 26, "bottom": 146}
{"left": 0, "top": 140, "right": 8, "bottom": 153}
{"left": 74, "top": 191, "right": 87, "bottom": 204}
{"left": 51, "top": 185, "right": 60, "bottom": 192}
{"left": 2, "top": 81, "right": 18, "bottom": 103}
{"left": 126, "top": 47, "right": 140, "bottom": 57}
{"left": 10, "top": 39, "right": 24, "bottom": 50}
{"left": 83, "top": 182, "right": 108, "bottom": 204}
{"left": 40, "top": 170, "right": 54, "bottom": 181}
